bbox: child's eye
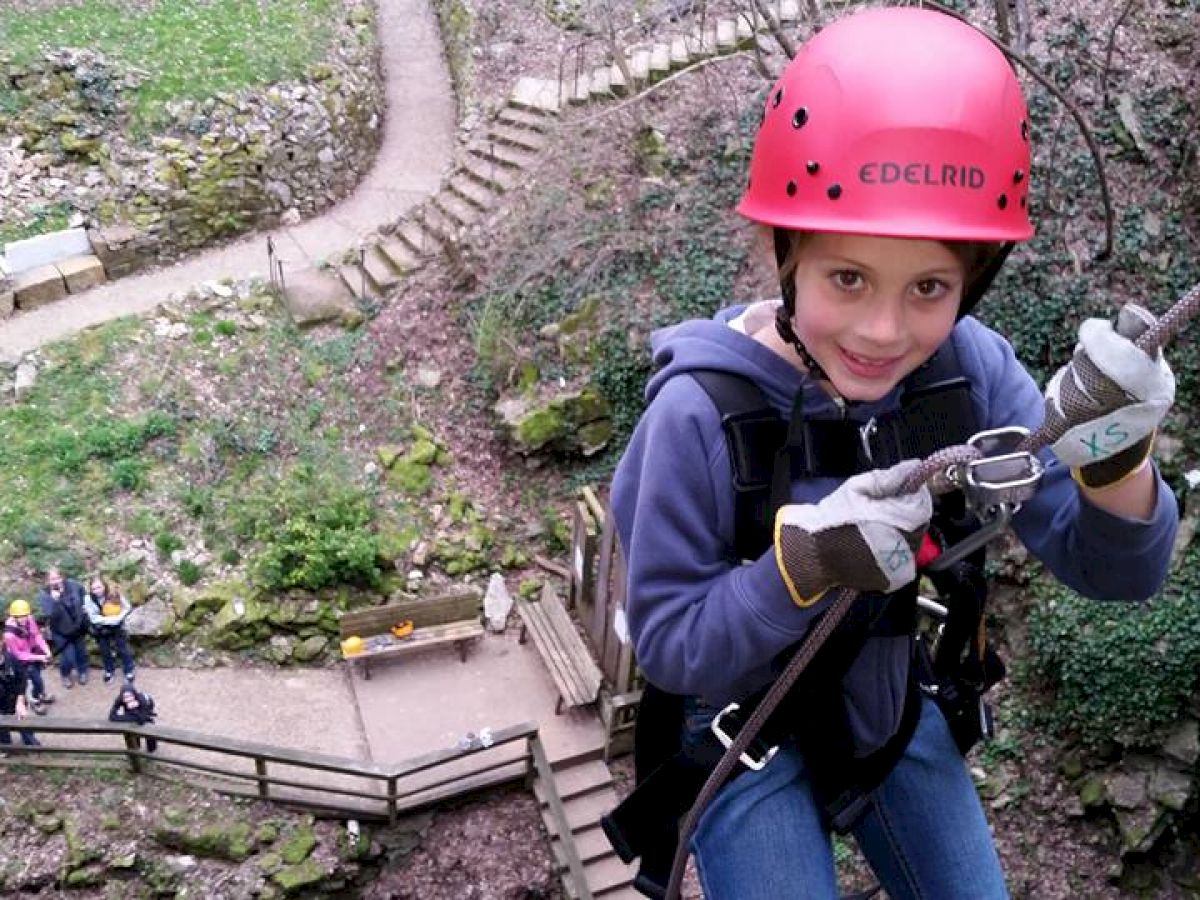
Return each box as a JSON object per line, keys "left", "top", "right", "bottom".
{"left": 831, "top": 270, "right": 864, "bottom": 290}
{"left": 913, "top": 278, "right": 950, "bottom": 299}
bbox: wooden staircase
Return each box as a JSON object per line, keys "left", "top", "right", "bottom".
{"left": 288, "top": 0, "right": 811, "bottom": 315}
{"left": 534, "top": 749, "right": 640, "bottom": 899}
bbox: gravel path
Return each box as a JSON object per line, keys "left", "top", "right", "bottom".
{"left": 0, "top": 0, "right": 457, "bottom": 363}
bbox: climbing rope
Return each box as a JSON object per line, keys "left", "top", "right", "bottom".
{"left": 663, "top": 281, "right": 1200, "bottom": 900}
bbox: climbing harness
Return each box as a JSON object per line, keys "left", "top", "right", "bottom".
{"left": 609, "top": 283, "right": 1200, "bottom": 900}
{"left": 642, "top": 281, "right": 1200, "bottom": 900}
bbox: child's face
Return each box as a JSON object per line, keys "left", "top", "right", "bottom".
{"left": 789, "top": 233, "right": 964, "bottom": 402}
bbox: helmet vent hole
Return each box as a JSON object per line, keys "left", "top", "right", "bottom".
{"left": 827, "top": 184, "right": 842, "bottom": 200}
{"left": 1013, "top": 169, "right": 1025, "bottom": 183}
{"left": 997, "top": 194, "right": 1008, "bottom": 210}
{"left": 792, "top": 107, "right": 809, "bottom": 129}
{"left": 1020, "top": 120, "right": 1029, "bottom": 141}
{"left": 786, "top": 180, "right": 797, "bottom": 197}
{"left": 1019, "top": 195, "right": 1027, "bottom": 209}
{"left": 806, "top": 161, "right": 820, "bottom": 175}
{"left": 772, "top": 89, "right": 783, "bottom": 108}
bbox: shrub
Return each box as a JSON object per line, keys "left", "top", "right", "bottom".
{"left": 1023, "top": 544, "right": 1200, "bottom": 751}
{"left": 154, "top": 531, "right": 184, "bottom": 559}
{"left": 242, "top": 463, "right": 381, "bottom": 591}
{"left": 176, "top": 560, "right": 203, "bottom": 586}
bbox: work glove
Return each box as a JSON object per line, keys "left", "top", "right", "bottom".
{"left": 1044, "top": 304, "right": 1175, "bottom": 488}
{"left": 774, "top": 460, "right": 932, "bottom": 607}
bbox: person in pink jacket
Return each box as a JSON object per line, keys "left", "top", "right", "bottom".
{"left": 3, "top": 599, "right": 55, "bottom": 714}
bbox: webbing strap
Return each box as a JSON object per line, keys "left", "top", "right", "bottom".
{"left": 691, "top": 338, "right": 977, "bottom": 562}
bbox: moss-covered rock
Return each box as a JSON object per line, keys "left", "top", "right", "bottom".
{"left": 153, "top": 821, "right": 255, "bottom": 861}
{"left": 280, "top": 826, "right": 317, "bottom": 864}
{"left": 272, "top": 858, "right": 327, "bottom": 894}
{"left": 291, "top": 635, "right": 329, "bottom": 663}
{"left": 496, "top": 384, "right": 613, "bottom": 456}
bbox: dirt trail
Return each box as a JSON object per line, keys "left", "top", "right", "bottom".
{"left": 0, "top": 0, "right": 456, "bottom": 364}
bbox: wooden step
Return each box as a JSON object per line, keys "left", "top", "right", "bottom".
{"left": 550, "top": 821, "right": 615, "bottom": 865}
{"left": 448, "top": 171, "right": 502, "bottom": 209}
{"left": 487, "top": 122, "right": 547, "bottom": 153}
{"left": 377, "top": 236, "right": 421, "bottom": 272}
{"left": 779, "top": 0, "right": 800, "bottom": 23}
{"left": 510, "top": 76, "right": 562, "bottom": 113}
{"left": 415, "top": 203, "right": 462, "bottom": 245}
{"left": 337, "top": 264, "right": 377, "bottom": 301}
{"left": 497, "top": 104, "right": 553, "bottom": 132}
{"left": 735, "top": 11, "right": 756, "bottom": 40}
{"left": 469, "top": 138, "right": 539, "bottom": 170}
{"left": 628, "top": 48, "right": 652, "bottom": 84}
{"left": 548, "top": 759, "right": 613, "bottom": 800}
{"left": 459, "top": 153, "right": 520, "bottom": 192}
{"left": 396, "top": 218, "right": 439, "bottom": 256}
{"left": 540, "top": 785, "right": 620, "bottom": 834}
{"left": 649, "top": 43, "right": 671, "bottom": 77}
{"left": 716, "top": 19, "right": 737, "bottom": 49}
{"left": 564, "top": 71, "right": 591, "bottom": 104}
{"left": 608, "top": 62, "right": 628, "bottom": 96}
{"left": 669, "top": 35, "right": 690, "bottom": 68}
{"left": 563, "top": 855, "right": 638, "bottom": 897}
{"left": 588, "top": 65, "right": 612, "bottom": 97}
{"left": 361, "top": 245, "right": 402, "bottom": 292}
{"left": 433, "top": 190, "right": 482, "bottom": 228}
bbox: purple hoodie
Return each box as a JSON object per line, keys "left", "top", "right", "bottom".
{"left": 611, "top": 304, "right": 1178, "bottom": 723}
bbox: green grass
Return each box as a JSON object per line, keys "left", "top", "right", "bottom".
{"left": 0, "top": 201, "right": 73, "bottom": 246}
{"left": 0, "top": 0, "right": 336, "bottom": 127}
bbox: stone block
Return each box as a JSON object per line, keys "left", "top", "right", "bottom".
{"left": 13, "top": 265, "right": 67, "bottom": 310}
{"left": 3, "top": 227, "right": 92, "bottom": 275}
{"left": 0, "top": 290, "right": 13, "bottom": 318}
{"left": 56, "top": 254, "right": 107, "bottom": 293}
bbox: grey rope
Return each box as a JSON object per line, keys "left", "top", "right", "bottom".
{"left": 662, "top": 281, "right": 1200, "bottom": 900}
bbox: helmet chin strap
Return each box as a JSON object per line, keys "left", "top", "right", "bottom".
{"left": 773, "top": 229, "right": 832, "bottom": 384}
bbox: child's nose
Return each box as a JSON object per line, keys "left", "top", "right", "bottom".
{"left": 859, "top": 295, "right": 907, "bottom": 345}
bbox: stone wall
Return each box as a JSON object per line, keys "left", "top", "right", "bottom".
{"left": 0, "top": 1, "right": 384, "bottom": 276}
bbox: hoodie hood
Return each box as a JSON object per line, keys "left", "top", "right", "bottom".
{"left": 647, "top": 303, "right": 906, "bottom": 421}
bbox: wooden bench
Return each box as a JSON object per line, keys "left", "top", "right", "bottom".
{"left": 339, "top": 590, "right": 484, "bottom": 679}
{"left": 516, "top": 586, "right": 603, "bottom": 714}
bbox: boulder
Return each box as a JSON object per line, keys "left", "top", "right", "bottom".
{"left": 124, "top": 598, "right": 176, "bottom": 638}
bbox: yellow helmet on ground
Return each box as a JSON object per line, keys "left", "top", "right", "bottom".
{"left": 390, "top": 620, "right": 414, "bottom": 639}
{"left": 341, "top": 635, "right": 365, "bottom": 657}
{"left": 102, "top": 602, "right": 123, "bottom": 617}
{"left": 8, "top": 599, "right": 31, "bottom": 617}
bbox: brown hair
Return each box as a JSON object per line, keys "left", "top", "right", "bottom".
{"left": 762, "top": 226, "right": 1004, "bottom": 300}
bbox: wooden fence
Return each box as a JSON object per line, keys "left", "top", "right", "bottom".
{"left": 569, "top": 487, "right": 643, "bottom": 758}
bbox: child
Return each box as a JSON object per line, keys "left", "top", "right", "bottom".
{"left": 109, "top": 684, "right": 157, "bottom": 753}
{"left": 83, "top": 576, "right": 136, "bottom": 684}
{"left": 608, "top": 8, "right": 1178, "bottom": 899}
{"left": 2, "top": 599, "right": 55, "bottom": 714}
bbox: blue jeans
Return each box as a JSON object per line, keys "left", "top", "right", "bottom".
{"left": 16, "top": 661, "right": 46, "bottom": 700}
{"left": 95, "top": 629, "right": 135, "bottom": 679}
{"left": 54, "top": 634, "right": 90, "bottom": 679}
{"left": 690, "top": 697, "right": 1008, "bottom": 900}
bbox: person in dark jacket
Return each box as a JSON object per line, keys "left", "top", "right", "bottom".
{"left": 109, "top": 684, "right": 157, "bottom": 753}
{"left": 0, "top": 646, "right": 40, "bottom": 747}
{"left": 37, "top": 568, "right": 91, "bottom": 688}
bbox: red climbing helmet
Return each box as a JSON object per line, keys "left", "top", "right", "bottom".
{"left": 737, "top": 7, "right": 1034, "bottom": 242}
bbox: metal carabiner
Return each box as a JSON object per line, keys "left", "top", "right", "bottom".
{"left": 960, "top": 426, "right": 1044, "bottom": 515}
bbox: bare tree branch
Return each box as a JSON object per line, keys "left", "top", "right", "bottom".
{"left": 1100, "top": 0, "right": 1139, "bottom": 109}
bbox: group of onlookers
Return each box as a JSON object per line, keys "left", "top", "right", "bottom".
{"left": 1, "top": 568, "right": 155, "bottom": 749}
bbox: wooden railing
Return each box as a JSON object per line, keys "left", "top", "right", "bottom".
{"left": 0, "top": 717, "right": 535, "bottom": 824}
{"left": 0, "top": 715, "right": 590, "bottom": 895}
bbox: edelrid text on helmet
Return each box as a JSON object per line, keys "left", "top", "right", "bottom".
{"left": 738, "top": 7, "right": 1034, "bottom": 243}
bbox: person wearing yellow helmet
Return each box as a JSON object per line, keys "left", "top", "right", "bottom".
{"left": 84, "top": 577, "right": 136, "bottom": 685}
{"left": 3, "top": 598, "right": 55, "bottom": 715}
